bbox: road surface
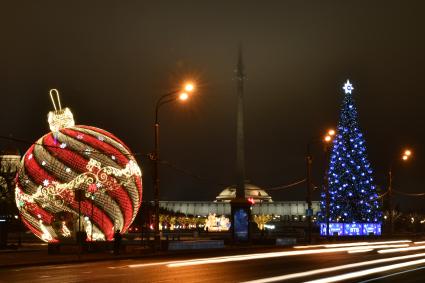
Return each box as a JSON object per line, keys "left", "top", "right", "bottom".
{"left": 1, "top": 240, "right": 425, "bottom": 282}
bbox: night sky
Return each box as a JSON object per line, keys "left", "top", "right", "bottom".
{"left": 1, "top": 1, "right": 424, "bottom": 210}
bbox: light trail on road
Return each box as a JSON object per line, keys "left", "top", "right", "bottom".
{"left": 347, "top": 248, "right": 374, "bottom": 254}
{"left": 305, "top": 257, "right": 425, "bottom": 283}
{"left": 357, "top": 266, "right": 425, "bottom": 283}
{"left": 241, "top": 252, "right": 425, "bottom": 283}
{"left": 126, "top": 244, "right": 405, "bottom": 269}
{"left": 127, "top": 261, "right": 182, "bottom": 268}
{"left": 378, "top": 245, "right": 425, "bottom": 254}
{"left": 294, "top": 240, "right": 411, "bottom": 249}
{"left": 165, "top": 244, "right": 409, "bottom": 268}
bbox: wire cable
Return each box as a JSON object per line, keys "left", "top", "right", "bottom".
{"left": 393, "top": 189, "right": 425, "bottom": 197}
{"left": 266, "top": 179, "right": 306, "bottom": 191}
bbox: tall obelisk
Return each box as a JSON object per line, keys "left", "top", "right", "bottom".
{"left": 236, "top": 45, "right": 246, "bottom": 199}
{"left": 231, "top": 45, "right": 251, "bottom": 242}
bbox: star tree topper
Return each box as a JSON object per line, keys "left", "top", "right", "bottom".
{"left": 343, "top": 79, "right": 354, "bottom": 94}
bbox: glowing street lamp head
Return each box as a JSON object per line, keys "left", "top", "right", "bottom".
{"left": 184, "top": 82, "right": 195, "bottom": 92}
{"left": 328, "top": 129, "right": 336, "bottom": 136}
{"left": 324, "top": 135, "right": 332, "bottom": 142}
{"left": 402, "top": 149, "right": 412, "bottom": 161}
{"left": 179, "top": 92, "right": 189, "bottom": 101}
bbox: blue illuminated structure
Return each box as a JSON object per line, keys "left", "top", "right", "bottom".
{"left": 320, "top": 80, "right": 382, "bottom": 236}
{"left": 320, "top": 223, "right": 381, "bottom": 236}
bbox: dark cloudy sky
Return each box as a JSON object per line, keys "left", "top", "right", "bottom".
{"left": 1, "top": 1, "right": 424, "bottom": 210}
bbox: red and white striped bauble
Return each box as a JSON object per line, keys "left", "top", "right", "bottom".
{"left": 15, "top": 125, "right": 142, "bottom": 242}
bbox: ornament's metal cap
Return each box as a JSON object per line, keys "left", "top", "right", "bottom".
{"left": 47, "top": 89, "right": 75, "bottom": 132}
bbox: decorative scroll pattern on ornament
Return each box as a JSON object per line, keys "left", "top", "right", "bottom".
{"left": 15, "top": 158, "right": 142, "bottom": 210}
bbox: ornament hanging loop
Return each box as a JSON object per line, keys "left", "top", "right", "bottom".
{"left": 49, "top": 89, "right": 62, "bottom": 112}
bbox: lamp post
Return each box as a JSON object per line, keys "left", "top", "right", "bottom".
{"left": 306, "top": 129, "right": 335, "bottom": 243}
{"left": 306, "top": 143, "right": 313, "bottom": 243}
{"left": 388, "top": 148, "right": 412, "bottom": 236}
{"left": 323, "top": 129, "right": 335, "bottom": 238}
{"left": 152, "top": 82, "right": 194, "bottom": 250}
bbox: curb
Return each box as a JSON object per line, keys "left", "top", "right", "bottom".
{"left": 0, "top": 245, "right": 282, "bottom": 269}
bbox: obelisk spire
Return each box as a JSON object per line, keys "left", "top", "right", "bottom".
{"left": 236, "top": 45, "right": 246, "bottom": 199}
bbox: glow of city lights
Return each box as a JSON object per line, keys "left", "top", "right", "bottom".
{"left": 328, "top": 129, "right": 335, "bottom": 136}
{"left": 402, "top": 155, "right": 408, "bottom": 161}
{"left": 324, "top": 135, "right": 332, "bottom": 142}
{"left": 404, "top": 149, "right": 412, "bottom": 156}
{"left": 241, "top": 252, "right": 425, "bottom": 283}
{"left": 305, "top": 258, "right": 425, "bottom": 283}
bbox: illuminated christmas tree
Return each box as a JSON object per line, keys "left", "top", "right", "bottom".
{"left": 320, "top": 80, "right": 382, "bottom": 236}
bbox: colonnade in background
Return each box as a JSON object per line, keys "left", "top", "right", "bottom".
{"left": 158, "top": 201, "right": 321, "bottom": 221}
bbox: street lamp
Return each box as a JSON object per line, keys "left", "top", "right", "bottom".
{"left": 388, "top": 148, "right": 412, "bottom": 236}
{"left": 179, "top": 92, "right": 189, "bottom": 101}
{"left": 152, "top": 82, "right": 195, "bottom": 250}
{"left": 184, "top": 83, "right": 195, "bottom": 92}
{"left": 306, "top": 128, "right": 335, "bottom": 243}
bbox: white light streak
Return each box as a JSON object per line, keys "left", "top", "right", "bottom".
{"left": 242, "top": 252, "right": 425, "bottom": 283}
{"left": 324, "top": 240, "right": 411, "bottom": 248}
{"left": 294, "top": 240, "right": 411, "bottom": 249}
{"left": 166, "top": 244, "right": 409, "bottom": 268}
{"left": 128, "top": 261, "right": 181, "bottom": 268}
{"left": 414, "top": 241, "right": 425, "bottom": 245}
{"left": 355, "top": 266, "right": 425, "bottom": 283}
{"left": 378, "top": 245, "right": 425, "bottom": 254}
{"left": 305, "top": 258, "right": 425, "bottom": 283}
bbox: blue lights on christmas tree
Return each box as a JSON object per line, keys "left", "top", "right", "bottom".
{"left": 320, "top": 80, "right": 382, "bottom": 236}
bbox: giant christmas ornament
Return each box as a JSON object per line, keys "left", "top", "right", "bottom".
{"left": 15, "top": 89, "right": 142, "bottom": 242}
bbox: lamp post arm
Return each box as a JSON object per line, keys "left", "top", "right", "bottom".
{"left": 155, "top": 90, "right": 180, "bottom": 124}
